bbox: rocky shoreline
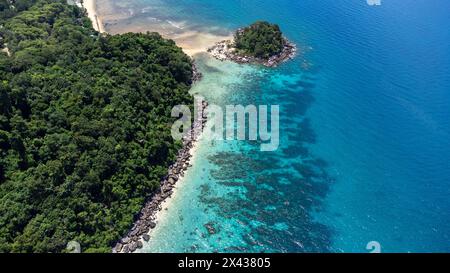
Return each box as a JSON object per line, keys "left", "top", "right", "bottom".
{"left": 207, "top": 36, "right": 297, "bottom": 67}
{"left": 191, "top": 60, "right": 203, "bottom": 83}
{"left": 112, "top": 65, "right": 206, "bottom": 253}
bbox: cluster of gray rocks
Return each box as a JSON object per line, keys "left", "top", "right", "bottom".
{"left": 207, "top": 37, "right": 297, "bottom": 67}
{"left": 191, "top": 61, "right": 203, "bottom": 83}
{"left": 112, "top": 87, "right": 208, "bottom": 253}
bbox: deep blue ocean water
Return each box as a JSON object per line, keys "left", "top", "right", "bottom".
{"left": 112, "top": 0, "right": 450, "bottom": 252}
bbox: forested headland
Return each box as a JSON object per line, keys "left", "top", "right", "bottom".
{"left": 0, "top": 0, "right": 195, "bottom": 252}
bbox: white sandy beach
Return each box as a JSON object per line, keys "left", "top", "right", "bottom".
{"left": 84, "top": 0, "right": 106, "bottom": 33}
{"left": 86, "top": 1, "right": 216, "bottom": 251}
{"left": 92, "top": 0, "right": 230, "bottom": 57}
{"left": 170, "top": 30, "right": 232, "bottom": 57}
{"left": 84, "top": 2, "right": 216, "bottom": 225}
{"left": 151, "top": 143, "right": 200, "bottom": 229}
{"left": 132, "top": 139, "right": 204, "bottom": 253}
{"left": 108, "top": 21, "right": 231, "bottom": 57}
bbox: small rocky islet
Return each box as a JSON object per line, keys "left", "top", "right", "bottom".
{"left": 208, "top": 21, "right": 297, "bottom": 67}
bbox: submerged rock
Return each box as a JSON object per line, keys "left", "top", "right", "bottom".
{"left": 204, "top": 222, "right": 219, "bottom": 235}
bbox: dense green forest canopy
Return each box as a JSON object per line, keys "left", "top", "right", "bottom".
{"left": 0, "top": 0, "right": 194, "bottom": 252}
{"left": 234, "top": 21, "right": 285, "bottom": 59}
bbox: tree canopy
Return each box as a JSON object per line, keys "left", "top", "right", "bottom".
{"left": 234, "top": 21, "right": 284, "bottom": 59}
{"left": 0, "top": 0, "right": 194, "bottom": 252}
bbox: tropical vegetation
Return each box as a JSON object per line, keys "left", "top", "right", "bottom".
{"left": 0, "top": 0, "right": 194, "bottom": 252}
{"left": 234, "top": 21, "right": 285, "bottom": 59}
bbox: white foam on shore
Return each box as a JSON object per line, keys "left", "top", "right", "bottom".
{"left": 166, "top": 20, "right": 185, "bottom": 29}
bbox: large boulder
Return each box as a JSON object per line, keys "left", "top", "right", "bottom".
{"left": 115, "top": 243, "right": 123, "bottom": 253}
{"left": 129, "top": 243, "right": 137, "bottom": 252}
{"left": 137, "top": 241, "right": 143, "bottom": 249}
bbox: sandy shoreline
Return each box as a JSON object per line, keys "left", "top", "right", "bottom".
{"left": 134, "top": 141, "right": 202, "bottom": 252}
{"left": 113, "top": 98, "right": 208, "bottom": 253}
{"left": 84, "top": 1, "right": 211, "bottom": 252}
{"left": 169, "top": 31, "right": 232, "bottom": 57}
{"left": 90, "top": 0, "right": 231, "bottom": 57}
{"left": 107, "top": 23, "right": 231, "bottom": 57}
{"left": 83, "top": 0, "right": 106, "bottom": 33}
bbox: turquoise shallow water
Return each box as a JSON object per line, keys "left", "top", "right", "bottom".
{"left": 114, "top": 0, "right": 450, "bottom": 252}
